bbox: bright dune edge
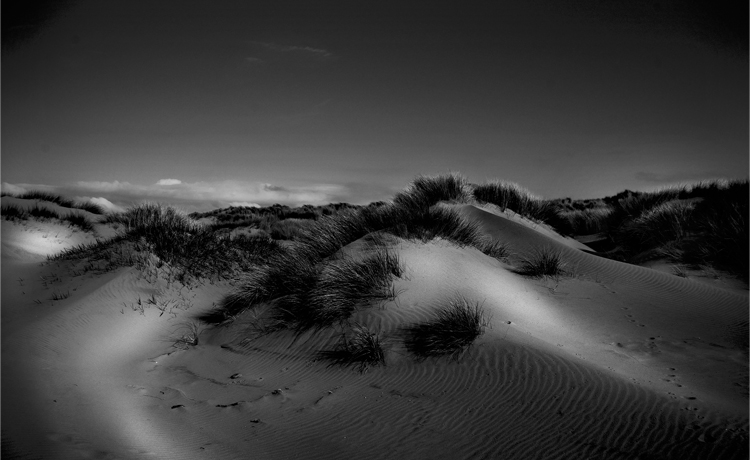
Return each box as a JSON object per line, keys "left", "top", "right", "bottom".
{"left": 1, "top": 199, "right": 748, "bottom": 459}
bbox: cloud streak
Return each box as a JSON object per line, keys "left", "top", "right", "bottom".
{"left": 249, "top": 41, "right": 335, "bottom": 59}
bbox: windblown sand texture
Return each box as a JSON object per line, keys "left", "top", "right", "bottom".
{"left": 2, "top": 197, "right": 748, "bottom": 459}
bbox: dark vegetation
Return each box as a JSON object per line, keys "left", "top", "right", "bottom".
{"left": 404, "top": 296, "right": 489, "bottom": 359}
{"left": 51, "top": 203, "right": 281, "bottom": 283}
{"left": 517, "top": 247, "right": 569, "bottom": 279}
{"left": 190, "top": 202, "right": 373, "bottom": 240}
{"left": 2, "top": 190, "right": 104, "bottom": 214}
{"left": 472, "top": 180, "right": 556, "bottom": 222}
{"left": 543, "top": 180, "right": 749, "bottom": 281}
{"left": 2, "top": 202, "right": 95, "bottom": 232}
{"left": 319, "top": 324, "right": 387, "bottom": 373}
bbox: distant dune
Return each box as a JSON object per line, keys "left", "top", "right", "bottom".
{"left": 2, "top": 175, "right": 747, "bottom": 459}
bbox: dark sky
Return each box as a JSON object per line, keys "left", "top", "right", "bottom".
{"left": 2, "top": 0, "right": 747, "bottom": 210}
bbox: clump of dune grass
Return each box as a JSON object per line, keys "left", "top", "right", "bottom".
{"left": 28, "top": 205, "right": 61, "bottom": 220}
{"left": 14, "top": 190, "right": 105, "bottom": 214}
{"left": 478, "top": 239, "right": 511, "bottom": 262}
{"left": 393, "top": 173, "right": 472, "bottom": 213}
{"left": 585, "top": 179, "right": 749, "bottom": 281}
{"left": 73, "top": 201, "right": 105, "bottom": 215}
{"left": 388, "top": 206, "right": 486, "bottom": 248}
{"left": 18, "top": 191, "right": 76, "bottom": 207}
{"left": 517, "top": 247, "right": 569, "bottom": 279}
{"left": 618, "top": 200, "right": 696, "bottom": 252}
{"left": 303, "top": 249, "right": 404, "bottom": 329}
{"left": 215, "top": 247, "right": 319, "bottom": 324}
{"left": 217, "top": 245, "right": 403, "bottom": 331}
{"left": 319, "top": 323, "right": 386, "bottom": 373}
{"left": 2, "top": 204, "right": 28, "bottom": 220}
{"left": 62, "top": 213, "right": 95, "bottom": 232}
{"left": 404, "top": 296, "right": 489, "bottom": 359}
{"left": 473, "top": 180, "right": 555, "bottom": 223}
{"left": 554, "top": 207, "right": 614, "bottom": 234}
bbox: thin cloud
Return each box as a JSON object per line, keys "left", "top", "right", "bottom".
{"left": 156, "top": 178, "right": 182, "bottom": 186}
{"left": 249, "top": 41, "right": 334, "bottom": 59}
{"left": 634, "top": 171, "right": 732, "bottom": 184}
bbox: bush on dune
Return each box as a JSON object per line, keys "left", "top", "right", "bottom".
{"left": 477, "top": 239, "right": 512, "bottom": 262}
{"left": 2, "top": 204, "right": 28, "bottom": 220}
{"left": 600, "top": 180, "right": 748, "bottom": 280}
{"left": 28, "top": 205, "right": 61, "bottom": 220}
{"left": 304, "top": 249, "right": 404, "bottom": 329}
{"left": 14, "top": 190, "right": 105, "bottom": 214}
{"left": 393, "top": 173, "right": 472, "bottom": 213}
{"left": 404, "top": 296, "right": 489, "bottom": 359}
{"left": 216, "top": 248, "right": 320, "bottom": 324}
{"left": 553, "top": 207, "right": 614, "bottom": 234}
{"left": 473, "top": 180, "right": 556, "bottom": 223}
{"left": 216, "top": 245, "right": 403, "bottom": 331}
{"left": 517, "top": 246, "right": 569, "bottom": 279}
{"left": 319, "top": 323, "right": 386, "bottom": 373}
{"left": 387, "top": 206, "right": 486, "bottom": 248}
{"left": 62, "top": 213, "right": 95, "bottom": 232}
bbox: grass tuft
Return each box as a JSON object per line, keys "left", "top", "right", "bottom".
{"left": 393, "top": 173, "right": 472, "bottom": 213}
{"left": 303, "top": 249, "right": 404, "bottom": 329}
{"left": 517, "top": 247, "right": 569, "bottom": 278}
{"left": 478, "top": 239, "right": 512, "bottom": 262}
{"left": 319, "top": 323, "right": 386, "bottom": 373}
{"left": 2, "top": 204, "right": 28, "bottom": 220}
{"left": 28, "top": 205, "right": 61, "bottom": 219}
{"left": 404, "top": 296, "right": 488, "bottom": 359}
{"left": 63, "top": 213, "right": 95, "bottom": 232}
{"left": 13, "top": 190, "right": 105, "bottom": 214}
{"left": 473, "top": 180, "right": 555, "bottom": 222}
{"left": 388, "top": 206, "right": 486, "bottom": 248}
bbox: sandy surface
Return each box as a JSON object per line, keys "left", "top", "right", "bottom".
{"left": 2, "top": 199, "right": 748, "bottom": 459}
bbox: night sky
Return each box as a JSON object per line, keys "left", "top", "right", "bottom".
{"left": 2, "top": 0, "right": 747, "bottom": 211}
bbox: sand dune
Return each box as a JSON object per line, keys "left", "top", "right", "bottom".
{"left": 2, "top": 198, "right": 747, "bottom": 459}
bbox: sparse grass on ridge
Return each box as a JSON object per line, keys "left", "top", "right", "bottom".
{"left": 387, "top": 206, "right": 486, "bottom": 248}
{"left": 2, "top": 202, "right": 96, "bottom": 232}
{"left": 472, "top": 180, "right": 555, "bottom": 223}
{"left": 28, "top": 205, "right": 61, "bottom": 220}
{"left": 2, "top": 204, "right": 28, "bottom": 220}
{"left": 10, "top": 190, "right": 105, "bottom": 214}
{"left": 319, "top": 323, "right": 386, "bottom": 373}
{"left": 54, "top": 203, "right": 284, "bottom": 283}
{"left": 404, "top": 296, "right": 489, "bottom": 359}
{"left": 62, "top": 213, "right": 95, "bottom": 232}
{"left": 392, "top": 172, "right": 472, "bottom": 213}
